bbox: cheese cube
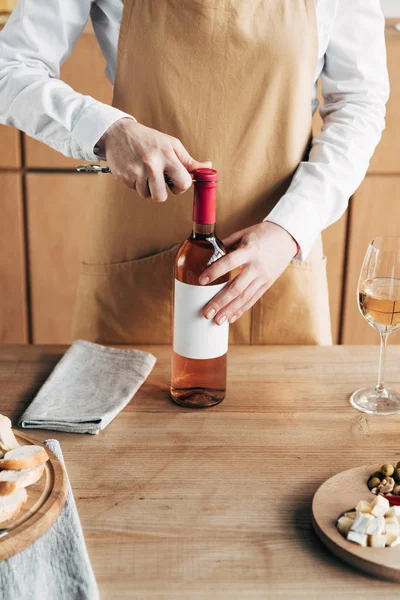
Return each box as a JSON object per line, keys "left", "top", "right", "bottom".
{"left": 388, "top": 536, "right": 400, "bottom": 547}
{"left": 385, "top": 521, "right": 399, "bottom": 536}
{"left": 337, "top": 516, "right": 354, "bottom": 537}
{"left": 355, "top": 500, "right": 372, "bottom": 514}
{"left": 385, "top": 506, "right": 400, "bottom": 519}
{"left": 385, "top": 517, "right": 399, "bottom": 527}
{"left": 351, "top": 513, "right": 373, "bottom": 534}
{"left": 368, "top": 534, "right": 387, "bottom": 548}
{"left": 366, "top": 516, "right": 385, "bottom": 536}
{"left": 344, "top": 511, "right": 357, "bottom": 520}
{"left": 386, "top": 533, "right": 399, "bottom": 546}
{"left": 370, "top": 495, "right": 390, "bottom": 518}
{"left": 347, "top": 531, "right": 367, "bottom": 547}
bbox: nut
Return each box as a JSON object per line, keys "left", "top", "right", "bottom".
{"left": 368, "top": 477, "right": 381, "bottom": 490}
{"left": 393, "top": 485, "right": 400, "bottom": 495}
{"left": 377, "top": 477, "right": 395, "bottom": 494}
{"left": 381, "top": 464, "right": 395, "bottom": 478}
{"left": 371, "top": 487, "right": 378, "bottom": 495}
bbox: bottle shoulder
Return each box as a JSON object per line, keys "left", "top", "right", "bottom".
{"left": 175, "top": 235, "right": 228, "bottom": 285}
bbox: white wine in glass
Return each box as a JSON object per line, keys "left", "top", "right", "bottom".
{"left": 350, "top": 237, "right": 400, "bottom": 415}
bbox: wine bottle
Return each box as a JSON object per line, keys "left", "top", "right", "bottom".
{"left": 170, "top": 168, "right": 229, "bottom": 408}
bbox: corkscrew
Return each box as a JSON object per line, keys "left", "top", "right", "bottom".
{"left": 76, "top": 164, "right": 221, "bottom": 184}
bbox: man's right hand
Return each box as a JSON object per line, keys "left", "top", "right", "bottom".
{"left": 97, "top": 118, "right": 212, "bottom": 203}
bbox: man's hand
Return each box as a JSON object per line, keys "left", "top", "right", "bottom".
{"left": 199, "top": 221, "right": 298, "bottom": 325}
{"left": 99, "top": 118, "right": 211, "bottom": 202}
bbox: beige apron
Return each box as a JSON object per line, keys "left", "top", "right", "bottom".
{"left": 73, "top": 0, "right": 332, "bottom": 346}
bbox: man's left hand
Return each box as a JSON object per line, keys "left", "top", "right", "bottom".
{"left": 199, "top": 221, "right": 298, "bottom": 325}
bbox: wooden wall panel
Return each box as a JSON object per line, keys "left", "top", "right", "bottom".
{"left": 26, "top": 173, "right": 98, "bottom": 343}
{"left": 0, "top": 125, "right": 20, "bottom": 169}
{"left": 342, "top": 176, "right": 400, "bottom": 344}
{"left": 0, "top": 173, "right": 28, "bottom": 342}
{"left": 24, "top": 32, "right": 112, "bottom": 169}
{"left": 369, "top": 23, "right": 400, "bottom": 174}
{"left": 322, "top": 214, "right": 347, "bottom": 344}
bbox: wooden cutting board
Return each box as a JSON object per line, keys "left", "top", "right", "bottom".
{"left": 312, "top": 464, "right": 400, "bottom": 582}
{"left": 0, "top": 431, "right": 67, "bottom": 561}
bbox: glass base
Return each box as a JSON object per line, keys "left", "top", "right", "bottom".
{"left": 170, "top": 387, "right": 225, "bottom": 408}
{"left": 350, "top": 387, "right": 400, "bottom": 415}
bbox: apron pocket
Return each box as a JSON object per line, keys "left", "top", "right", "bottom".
{"left": 251, "top": 256, "right": 332, "bottom": 345}
{"left": 73, "top": 245, "right": 180, "bottom": 344}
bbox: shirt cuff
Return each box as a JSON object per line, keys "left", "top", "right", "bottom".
{"left": 263, "top": 193, "right": 323, "bottom": 261}
{"left": 70, "top": 102, "right": 136, "bottom": 161}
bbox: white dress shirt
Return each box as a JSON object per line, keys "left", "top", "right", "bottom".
{"left": 0, "top": 0, "right": 389, "bottom": 259}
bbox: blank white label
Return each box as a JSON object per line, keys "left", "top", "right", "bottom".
{"left": 173, "top": 279, "right": 229, "bottom": 360}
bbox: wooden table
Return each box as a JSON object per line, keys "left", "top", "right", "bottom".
{"left": 2, "top": 344, "right": 400, "bottom": 598}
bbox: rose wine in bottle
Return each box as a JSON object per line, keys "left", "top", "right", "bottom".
{"left": 170, "top": 168, "right": 229, "bottom": 408}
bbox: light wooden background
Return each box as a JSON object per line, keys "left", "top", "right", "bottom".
{"left": 0, "top": 21, "right": 399, "bottom": 346}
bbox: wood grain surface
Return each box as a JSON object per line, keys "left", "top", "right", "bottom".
{"left": 312, "top": 464, "right": 400, "bottom": 582}
{"left": 0, "top": 124, "right": 20, "bottom": 169}
{"left": 0, "top": 173, "right": 28, "bottom": 343}
{"left": 2, "top": 344, "right": 400, "bottom": 598}
{"left": 0, "top": 431, "right": 67, "bottom": 560}
{"left": 26, "top": 173, "right": 96, "bottom": 343}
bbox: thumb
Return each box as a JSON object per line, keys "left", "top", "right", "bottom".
{"left": 187, "top": 158, "right": 213, "bottom": 172}
{"left": 172, "top": 140, "right": 212, "bottom": 172}
{"left": 222, "top": 228, "right": 248, "bottom": 249}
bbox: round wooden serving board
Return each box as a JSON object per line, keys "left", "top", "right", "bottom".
{"left": 312, "top": 464, "right": 400, "bottom": 582}
{"left": 0, "top": 431, "right": 67, "bottom": 561}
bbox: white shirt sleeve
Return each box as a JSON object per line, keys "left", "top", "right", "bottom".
{"left": 0, "top": 0, "right": 132, "bottom": 161}
{"left": 265, "top": 0, "right": 390, "bottom": 260}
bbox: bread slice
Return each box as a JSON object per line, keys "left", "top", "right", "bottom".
{"left": 0, "top": 488, "right": 28, "bottom": 524}
{"left": 0, "top": 464, "right": 45, "bottom": 496}
{"left": 0, "top": 445, "right": 49, "bottom": 471}
{"left": 0, "top": 414, "right": 19, "bottom": 453}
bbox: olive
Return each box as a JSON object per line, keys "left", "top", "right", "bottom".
{"left": 396, "top": 461, "right": 400, "bottom": 470}
{"left": 368, "top": 477, "right": 381, "bottom": 490}
{"left": 381, "top": 464, "right": 395, "bottom": 478}
{"left": 393, "top": 468, "right": 400, "bottom": 483}
{"left": 369, "top": 471, "right": 383, "bottom": 481}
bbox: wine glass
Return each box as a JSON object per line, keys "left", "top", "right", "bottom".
{"left": 350, "top": 236, "right": 400, "bottom": 415}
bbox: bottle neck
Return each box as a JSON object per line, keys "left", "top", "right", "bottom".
{"left": 192, "top": 222, "right": 215, "bottom": 237}
{"left": 192, "top": 179, "right": 217, "bottom": 226}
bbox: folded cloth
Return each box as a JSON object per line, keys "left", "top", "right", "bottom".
{"left": 19, "top": 340, "right": 156, "bottom": 434}
{"left": 0, "top": 440, "right": 98, "bottom": 600}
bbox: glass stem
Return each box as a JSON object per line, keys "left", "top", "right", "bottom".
{"left": 376, "top": 331, "right": 389, "bottom": 396}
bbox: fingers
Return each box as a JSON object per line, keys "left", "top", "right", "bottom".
{"left": 206, "top": 277, "right": 268, "bottom": 325}
{"left": 104, "top": 119, "right": 211, "bottom": 200}
{"left": 199, "top": 247, "right": 248, "bottom": 285}
{"left": 164, "top": 155, "right": 193, "bottom": 195}
{"left": 131, "top": 150, "right": 210, "bottom": 202}
{"left": 222, "top": 228, "right": 248, "bottom": 249}
{"left": 226, "top": 284, "right": 269, "bottom": 323}
{"left": 134, "top": 173, "right": 152, "bottom": 199}
{"left": 203, "top": 269, "right": 255, "bottom": 322}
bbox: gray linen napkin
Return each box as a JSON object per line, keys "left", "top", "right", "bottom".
{"left": 0, "top": 440, "right": 98, "bottom": 600}
{"left": 19, "top": 339, "right": 156, "bottom": 434}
